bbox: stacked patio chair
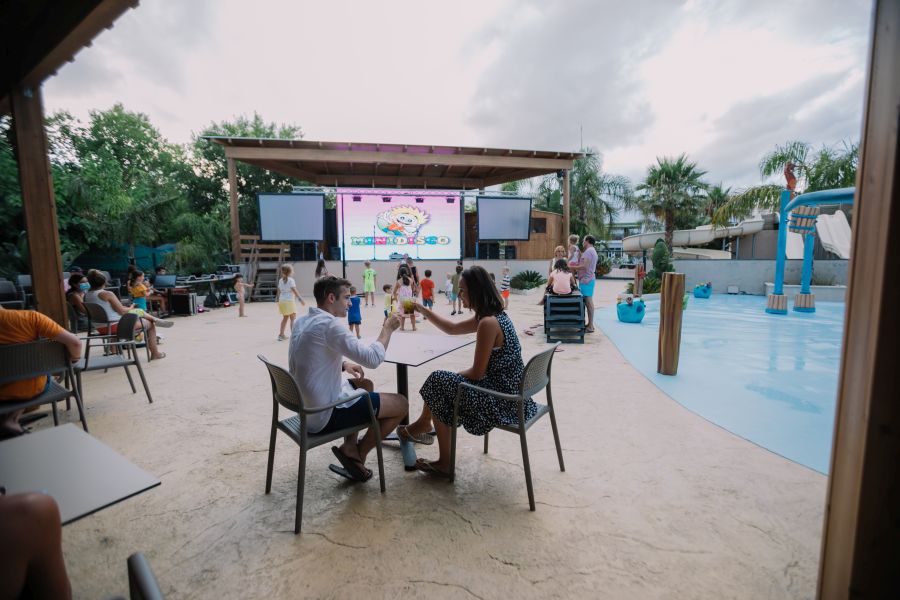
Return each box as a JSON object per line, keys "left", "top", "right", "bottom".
{"left": 0, "top": 339, "right": 88, "bottom": 432}
{"left": 543, "top": 294, "right": 586, "bottom": 343}
{"left": 16, "top": 274, "right": 34, "bottom": 308}
{"left": 257, "top": 355, "right": 386, "bottom": 534}
{"left": 449, "top": 342, "right": 565, "bottom": 510}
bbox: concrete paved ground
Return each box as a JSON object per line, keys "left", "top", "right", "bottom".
{"left": 47, "top": 279, "right": 826, "bottom": 599}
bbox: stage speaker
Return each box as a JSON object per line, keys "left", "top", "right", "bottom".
{"left": 330, "top": 246, "right": 342, "bottom": 261}
{"left": 504, "top": 246, "right": 517, "bottom": 259}
{"left": 171, "top": 292, "right": 197, "bottom": 316}
{"left": 478, "top": 242, "right": 500, "bottom": 259}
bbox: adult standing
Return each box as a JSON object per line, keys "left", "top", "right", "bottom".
{"left": 314, "top": 259, "right": 329, "bottom": 279}
{"left": 288, "top": 276, "right": 408, "bottom": 481}
{"left": 570, "top": 235, "right": 598, "bottom": 333}
{"left": 401, "top": 266, "right": 531, "bottom": 477}
{"left": 399, "top": 256, "right": 420, "bottom": 296}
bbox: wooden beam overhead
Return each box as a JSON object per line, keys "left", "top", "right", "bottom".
{"left": 223, "top": 145, "right": 575, "bottom": 171}
{"left": 311, "top": 174, "right": 484, "bottom": 188}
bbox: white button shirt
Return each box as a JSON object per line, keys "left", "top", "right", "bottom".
{"left": 288, "top": 307, "right": 386, "bottom": 433}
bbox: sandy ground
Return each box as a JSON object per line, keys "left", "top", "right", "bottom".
{"left": 43, "top": 279, "right": 826, "bottom": 599}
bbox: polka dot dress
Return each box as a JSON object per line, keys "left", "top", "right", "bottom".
{"left": 420, "top": 312, "right": 536, "bottom": 436}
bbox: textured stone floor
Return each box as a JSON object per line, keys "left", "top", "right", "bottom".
{"left": 46, "top": 279, "right": 826, "bottom": 599}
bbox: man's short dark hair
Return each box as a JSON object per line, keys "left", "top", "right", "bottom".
{"left": 314, "top": 275, "right": 351, "bottom": 305}
{"left": 584, "top": 235, "right": 596, "bottom": 246}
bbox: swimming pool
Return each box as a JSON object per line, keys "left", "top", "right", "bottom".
{"left": 597, "top": 294, "right": 844, "bottom": 474}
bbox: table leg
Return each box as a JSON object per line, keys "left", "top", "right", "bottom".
{"left": 394, "top": 364, "right": 418, "bottom": 470}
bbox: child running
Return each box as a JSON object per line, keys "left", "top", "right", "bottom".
{"left": 419, "top": 269, "right": 435, "bottom": 319}
{"left": 362, "top": 261, "right": 377, "bottom": 307}
{"left": 277, "top": 264, "right": 305, "bottom": 341}
{"left": 233, "top": 273, "right": 253, "bottom": 317}
{"left": 347, "top": 285, "right": 362, "bottom": 338}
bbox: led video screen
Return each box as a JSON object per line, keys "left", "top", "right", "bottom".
{"left": 476, "top": 195, "right": 533, "bottom": 240}
{"left": 258, "top": 193, "right": 325, "bottom": 241}
{"left": 337, "top": 189, "right": 462, "bottom": 261}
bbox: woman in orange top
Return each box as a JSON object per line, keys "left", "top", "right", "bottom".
{"left": 0, "top": 306, "right": 82, "bottom": 439}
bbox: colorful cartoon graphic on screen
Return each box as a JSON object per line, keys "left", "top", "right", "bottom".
{"left": 376, "top": 205, "right": 430, "bottom": 237}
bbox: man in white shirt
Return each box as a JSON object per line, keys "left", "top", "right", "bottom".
{"left": 289, "top": 276, "right": 407, "bottom": 482}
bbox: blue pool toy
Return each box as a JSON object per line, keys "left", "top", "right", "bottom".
{"left": 617, "top": 299, "right": 646, "bottom": 323}
{"left": 694, "top": 283, "right": 712, "bottom": 299}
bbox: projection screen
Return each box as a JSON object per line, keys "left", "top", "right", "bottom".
{"left": 476, "top": 195, "right": 533, "bottom": 241}
{"left": 258, "top": 192, "right": 325, "bottom": 241}
{"left": 337, "top": 189, "right": 462, "bottom": 261}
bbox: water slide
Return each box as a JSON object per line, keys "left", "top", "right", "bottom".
{"left": 816, "top": 209, "right": 852, "bottom": 259}
{"left": 622, "top": 219, "right": 765, "bottom": 256}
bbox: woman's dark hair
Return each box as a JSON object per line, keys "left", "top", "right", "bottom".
{"left": 315, "top": 259, "right": 326, "bottom": 277}
{"left": 87, "top": 269, "right": 107, "bottom": 290}
{"left": 66, "top": 273, "right": 86, "bottom": 295}
{"left": 461, "top": 266, "right": 504, "bottom": 319}
{"left": 397, "top": 265, "right": 411, "bottom": 279}
{"left": 128, "top": 270, "right": 144, "bottom": 286}
{"left": 401, "top": 275, "right": 410, "bottom": 286}
{"left": 553, "top": 259, "right": 569, "bottom": 272}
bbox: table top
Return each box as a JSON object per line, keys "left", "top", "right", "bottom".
{"left": 0, "top": 424, "right": 160, "bottom": 525}
{"left": 381, "top": 332, "right": 475, "bottom": 368}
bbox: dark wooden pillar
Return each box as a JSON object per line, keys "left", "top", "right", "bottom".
{"left": 562, "top": 169, "right": 571, "bottom": 246}
{"left": 818, "top": 0, "right": 900, "bottom": 596}
{"left": 10, "top": 86, "right": 66, "bottom": 326}
{"left": 227, "top": 157, "right": 240, "bottom": 262}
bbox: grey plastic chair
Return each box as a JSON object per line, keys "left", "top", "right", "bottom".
{"left": 449, "top": 342, "right": 565, "bottom": 510}
{"left": 0, "top": 339, "right": 88, "bottom": 432}
{"left": 84, "top": 302, "right": 151, "bottom": 362}
{"left": 15, "top": 274, "right": 33, "bottom": 308}
{"left": 0, "top": 280, "right": 25, "bottom": 309}
{"left": 75, "top": 312, "right": 153, "bottom": 403}
{"left": 258, "top": 355, "right": 386, "bottom": 534}
{"left": 127, "top": 553, "right": 164, "bottom": 600}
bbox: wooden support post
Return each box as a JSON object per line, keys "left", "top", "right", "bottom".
{"left": 818, "top": 0, "right": 900, "bottom": 596}
{"left": 657, "top": 272, "right": 685, "bottom": 376}
{"left": 10, "top": 86, "right": 66, "bottom": 326}
{"left": 228, "top": 157, "right": 240, "bottom": 262}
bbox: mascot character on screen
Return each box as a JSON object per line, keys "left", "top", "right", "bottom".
{"left": 376, "top": 205, "right": 430, "bottom": 237}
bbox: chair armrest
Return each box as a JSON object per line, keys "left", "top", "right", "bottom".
{"left": 456, "top": 381, "right": 522, "bottom": 403}
{"left": 301, "top": 388, "right": 370, "bottom": 414}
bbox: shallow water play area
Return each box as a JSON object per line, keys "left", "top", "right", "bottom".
{"left": 598, "top": 294, "right": 844, "bottom": 474}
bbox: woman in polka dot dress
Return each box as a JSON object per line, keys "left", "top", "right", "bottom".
{"left": 399, "top": 265, "right": 534, "bottom": 477}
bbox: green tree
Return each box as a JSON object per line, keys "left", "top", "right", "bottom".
{"left": 191, "top": 113, "right": 307, "bottom": 236}
{"left": 631, "top": 154, "right": 708, "bottom": 251}
{"left": 712, "top": 140, "right": 858, "bottom": 225}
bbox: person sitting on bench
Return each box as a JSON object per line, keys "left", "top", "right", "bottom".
{"left": 548, "top": 259, "right": 577, "bottom": 296}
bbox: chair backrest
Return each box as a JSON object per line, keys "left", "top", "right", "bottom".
{"left": 16, "top": 274, "right": 32, "bottom": 289}
{"left": 116, "top": 313, "right": 139, "bottom": 342}
{"left": 518, "top": 343, "right": 560, "bottom": 399}
{"left": 257, "top": 355, "right": 302, "bottom": 413}
{"left": 84, "top": 302, "right": 112, "bottom": 326}
{"left": 0, "top": 280, "right": 18, "bottom": 299}
{"left": 127, "top": 553, "right": 165, "bottom": 600}
{"left": 0, "top": 339, "right": 70, "bottom": 385}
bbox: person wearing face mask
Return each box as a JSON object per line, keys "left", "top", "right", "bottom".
{"left": 65, "top": 273, "right": 91, "bottom": 331}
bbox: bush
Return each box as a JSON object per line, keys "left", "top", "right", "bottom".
{"left": 510, "top": 269, "right": 547, "bottom": 290}
{"left": 649, "top": 240, "right": 673, "bottom": 278}
{"left": 596, "top": 255, "right": 612, "bottom": 277}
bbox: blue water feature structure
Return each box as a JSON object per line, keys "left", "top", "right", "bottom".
{"left": 617, "top": 298, "right": 646, "bottom": 323}
{"left": 693, "top": 283, "right": 712, "bottom": 299}
{"left": 766, "top": 187, "right": 855, "bottom": 315}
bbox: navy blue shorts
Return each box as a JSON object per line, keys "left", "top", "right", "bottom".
{"left": 318, "top": 392, "right": 381, "bottom": 434}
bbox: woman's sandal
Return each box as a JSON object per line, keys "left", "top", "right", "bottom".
{"left": 397, "top": 424, "right": 435, "bottom": 445}
{"left": 414, "top": 458, "right": 451, "bottom": 479}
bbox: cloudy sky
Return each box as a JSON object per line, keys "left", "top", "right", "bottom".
{"left": 44, "top": 0, "right": 872, "bottom": 188}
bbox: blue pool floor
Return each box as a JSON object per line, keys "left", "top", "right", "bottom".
{"left": 597, "top": 294, "right": 844, "bottom": 474}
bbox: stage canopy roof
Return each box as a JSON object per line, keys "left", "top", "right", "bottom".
{"left": 204, "top": 136, "right": 583, "bottom": 190}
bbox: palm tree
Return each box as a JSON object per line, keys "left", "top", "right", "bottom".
{"left": 631, "top": 154, "right": 708, "bottom": 251}
{"left": 704, "top": 184, "right": 732, "bottom": 222}
{"left": 712, "top": 140, "right": 858, "bottom": 225}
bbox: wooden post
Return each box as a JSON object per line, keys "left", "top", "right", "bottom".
{"left": 657, "top": 272, "right": 685, "bottom": 376}
{"left": 633, "top": 266, "right": 643, "bottom": 297}
{"left": 562, "top": 169, "right": 570, "bottom": 247}
{"left": 227, "top": 157, "right": 240, "bottom": 262}
{"left": 10, "top": 86, "right": 66, "bottom": 326}
{"left": 818, "top": 0, "right": 900, "bottom": 596}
